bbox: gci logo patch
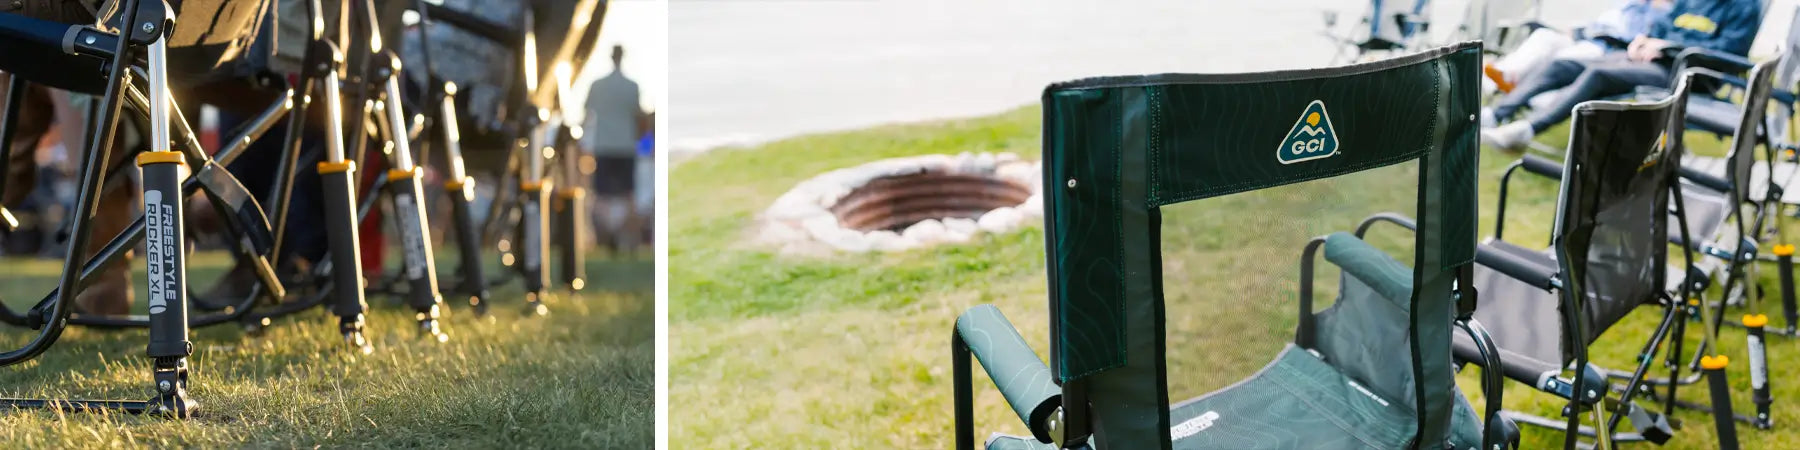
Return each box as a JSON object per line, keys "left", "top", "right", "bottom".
{"left": 1277, "top": 100, "right": 1339, "bottom": 164}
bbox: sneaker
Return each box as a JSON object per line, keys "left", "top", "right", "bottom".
{"left": 1483, "top": 63, "right": 1515, "bottom": 93}
{"left": 1480, "top": 121, "right": 1535, "bottom": 151}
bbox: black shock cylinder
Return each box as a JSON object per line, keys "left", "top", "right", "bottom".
{"left": 557, "top": 187, "right": 585, "bottom": 291}
{"left": 1704, "top": 355, "right": 1741, "bottom": 450}
{"left": 140, "top": 150, "right": 196, "bottom": 417}
{"left": 447, "top": 178, "right": 490, "bottom": 313}
{"left": 1777, "top": 244, "right": 1797, "bottom": 333}
{"left": 521, "top": 179, "right": 551, "bottom": 315}
{"left": 388, "top": 167, "right": 446, "bottom": 340}
{"left": 436, "top": 84, "right": 490, "bottom": 314}
{"left": 320, "top": 160, "right": 370, "bottom": 352}
{"left": 139, "top": 151, "right": 190, "bottom": 362}
{"left": 1746, "top": 314, "right": 1773, "bottom": 429}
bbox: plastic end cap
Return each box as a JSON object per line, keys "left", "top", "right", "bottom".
{"left": 1701, "top": 355, "right": 1730, "bottom": 370}
{"left": 317, "top": 161, "right": 356, "bottom": 174}
{"left": 1744, "top": 314, "right": 1770, "bottom": 328}
{"left": 1775, "top": 244, "right": 1795, "bottom": 257}
{"left": 386, "top": 168, "right": 420, "bottom": 181}
{"left": 136, "top": 151, "right": 184, "bottom": 166}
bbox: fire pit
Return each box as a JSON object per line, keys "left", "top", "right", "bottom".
{"left": 760, "top": 152, "right": 1042, "bottom": 253}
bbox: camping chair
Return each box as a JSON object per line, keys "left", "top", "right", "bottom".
{"left": 1452, "top": 0, "right": 1540, "bottom": 56}
{"left": 405, "top": 0, "right": 609, "bottom": 315}
{"left": 1489, "top": 64, "right": 1784, "bottom": 439}
{"left": 1321, "top": 0, "right": 1433, "bottom": 64}
{"left": 0, "top": 0, "right": 379, "bottom": 415}
{"left": 953, "top": 42, "right": 1517, "bottom": 449}
{"left": 1648, "top": 8, "right": 1800, "bottom": 213}
{"left": 1457, "top": 74, "right": 1750, "bottom": 447}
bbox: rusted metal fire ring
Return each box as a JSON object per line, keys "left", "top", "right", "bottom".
{"left": 759, "top": 153, "right": 1043, "bottom": 253}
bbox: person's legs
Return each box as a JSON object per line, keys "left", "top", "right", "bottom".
{"left": 0, "top": 75, "right": 54, "bottom": 208}
{"left": 1489, "top": 28, "right": 1574, "bottom": 90}
{"left": 1522, "top": 61, "right": 1671, "bottom": 132}
{"left": 1, "top": 0, "right": 138, "bottom": 314}
{"left": 59, "top": 92, "right": 142, "bottom": 315}
{"left": 1491, "top": 57, "right": 1590, "bottom": 121}
{"left": 1485, "top": 60, "right": 1672, "bottom": 150}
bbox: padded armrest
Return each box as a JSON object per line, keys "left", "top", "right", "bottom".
{"left": 1672, "top": 47, "right": 1754, "bottom": 74}
{"left": 1677, "top": 165, "right": 1733, "bottom": 194}
{"left": 955, "top": 305, "right": 1061, "bottom": 443}
{"left": 1323, "top": 232, "right": 1412, "bottom": 302}
{"left": 1475, "top": 242, "right": 1559, "bottom": 291}
{"left": 1517, "top": 154, "right": 1564, "bottom": 180}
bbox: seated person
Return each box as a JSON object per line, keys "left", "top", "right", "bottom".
{"left": 1482, "top": 0, "right": 1672, "bottom": 95}
{"left": 1481, "top": 0, "right": 1761, "bottom": 151}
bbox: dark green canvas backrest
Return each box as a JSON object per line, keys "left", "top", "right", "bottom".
{"left": 1040, "top": 41, "right": 1480, "bottom": 448}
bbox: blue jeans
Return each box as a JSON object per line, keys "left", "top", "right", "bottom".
{"left": 1492, "top": 54, "right": 1672, "bottom": 132}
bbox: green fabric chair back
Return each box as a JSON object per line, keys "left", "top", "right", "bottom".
{"left": 1040, "top": 41, "right": 1481, "bottom": 448}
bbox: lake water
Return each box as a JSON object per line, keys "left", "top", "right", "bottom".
{"left": 666, "top": 0, "right": 1662, "bottom": 155}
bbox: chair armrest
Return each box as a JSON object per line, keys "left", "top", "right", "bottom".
{"left": 1493, "top": 154, "right": 1562, "bottom": 241}
{"left": 1474, "top": 243, "right": 1560, "bottom": 291}
{"left": 1456, "top": 319, "right": 1520, "bottom": 450}
{"left": 1671, "top": 47, "right": 1755, "bottom": 75}
{"left": 1677, "top": 165, "right": 1733, "bottom": 194}
{"left": 1517, "top": 153, "right": 1564, "bottom": 180}
{"left": 954, "top": 305, "right": 1062, "bottom": 447}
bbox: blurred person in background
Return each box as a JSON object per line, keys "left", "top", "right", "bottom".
{"left": 583, "top": 44, "right": 648, "bottom": 254}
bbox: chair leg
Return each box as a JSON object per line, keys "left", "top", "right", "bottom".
{"left": 435, "top": 84, "right": 491, "bottom": 314}
{"left": 317, "top": 60, "right": 373, "bottom": 354}
{"left": 1745, "top": 315, "right": 1773, "bottom": 429}
{"left": 139, "top": 146, "right": 194, "bottom": 418}
{"left": 554, "top": 140, "right": 585, "bottom": 292}
{"left": 375, "top": 62, "right": 446, "bottom": 341}
{"left": 1704, "top": 356, "right": 1741, "bottom": 450}
{"left": 519, "top": 115, "right": 552, "bottom": 316}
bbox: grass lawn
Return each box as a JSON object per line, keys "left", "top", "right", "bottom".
{"left": 0, "top": 252, "right": 653, "bottom": 447}
{"left": 671, "top": 105, "right": 1800, "bottom": 448}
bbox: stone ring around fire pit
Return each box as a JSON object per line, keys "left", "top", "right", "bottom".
{"left": 760, "top": 152, "right": 1043, "bottom": 253}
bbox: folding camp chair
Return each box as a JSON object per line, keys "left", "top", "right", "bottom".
{"left": 1650, "top": 8, "right": 1800, "bottom": 212}
{"left": 404, "top": 0, "right": 609, "bottom": 315}
{"left": 1321, "top": 0, "right": 1433, "bottom": 64}
{"left": 1451, "top": 0, "right": 1541, "bottom": 56}
{"left": 1458, "top": 74, "right": 1758, "bottom": 448}
{"left": 953, "top": 42, "right": 1516, "bottom": 450}
{"left": 0, "top": 0, "right": 385, "bottom": 415}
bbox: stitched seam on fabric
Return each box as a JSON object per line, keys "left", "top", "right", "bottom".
{"left": 1154, "top": 151, "right": 1424, "bottom": 207}
{"left": 1111, "top": 93, "right": 1126, "bottom": 370}
{"left": 1062, "top": 96, "right": 1129, "bottom": 382}
{"left": 1266, "top": 360, "right": 1394, "bottom": 448}
{"left": 1149, "top": 87, "right": 1164, "bottom": 205}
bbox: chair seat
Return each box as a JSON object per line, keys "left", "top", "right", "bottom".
{"left": 1672, "top": 182, "right": 1732, "bottom": 243}
{"left": 1460, "top": 240, "right": 1566, "bottom": 371}
{"left": 985, "top": 346, "right": 1482, "bottom": 449}
{"left": 1455, "top": 238, "right": 1677, "bottom": 385}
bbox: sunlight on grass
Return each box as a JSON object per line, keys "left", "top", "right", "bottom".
{"left": 0, "top": 255, "right": 652, "bottom": 447}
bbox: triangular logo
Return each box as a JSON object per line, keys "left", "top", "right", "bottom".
{"left": 1639, "top": 131, "right": 1668, "bottom": 170}
{"left": 1277, "top": 100, "right": 1339, "bottom": 164}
